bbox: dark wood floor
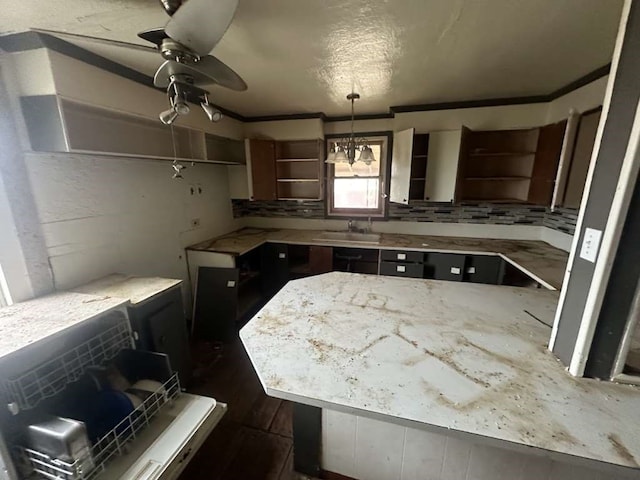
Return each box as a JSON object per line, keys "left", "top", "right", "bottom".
{"left": 179, "top": 340, "right": 305, "bottom": 480}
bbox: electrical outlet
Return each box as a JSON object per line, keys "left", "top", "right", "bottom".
{"left": 191, "top": 218, "right": 201, "bottom": 228}
{"left": 580, "top": 227, "right": 602, "bottom": 263}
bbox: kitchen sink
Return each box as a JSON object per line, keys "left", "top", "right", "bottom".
{"left": 313, "top": 231, "right": 381, "bottom": 244}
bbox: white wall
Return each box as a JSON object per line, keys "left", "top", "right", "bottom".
{"left": 243, "top": 118, "right": 324, "bottom": 140}
{"left": 24, "top": 152, "right": 239, "bottom": 291}
{"left": 322, "top": 410, "right": 640, "bottom": 480}
{"left": 3, "top": 49, "right": 242, "bottom": 301}
{"left": 546, "top": 76, "right": 609, "bottom": 123}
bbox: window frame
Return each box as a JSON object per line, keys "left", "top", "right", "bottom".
{"left": 324, "top": 130, "right": 393, "bottom": 219}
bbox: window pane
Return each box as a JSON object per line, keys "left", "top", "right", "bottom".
{"left": 333, "top": 178, "right": 380, "bottom": 209}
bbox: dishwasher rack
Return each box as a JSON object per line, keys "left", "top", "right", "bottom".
{"left": 21, "top": 373, "right": 181, "bottom": 480}
{"left": 3, "top": 317, "right": 133, "bottom": 414}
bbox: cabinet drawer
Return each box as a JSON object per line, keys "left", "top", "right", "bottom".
{"left": 380, "top": 250, "right": 424, "bottom": 263}
{"left": 380, "top": 262, "right": 424, "bottom": 278}
{"left": 425, "top": 253, "right": 466, "bottom": 281}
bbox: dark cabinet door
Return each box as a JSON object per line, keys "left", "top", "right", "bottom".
{"left": 261, "top": 243, "right": 289, "bottom": 294}
{"left": 147, "top": 297, "right": 192, "bottom": 386}
{"left": 528, "top": 120, "right": 566, "bottom": 205}
{"left": 425, "top": 253, "right": 466, "bottom": 281}
{"left": 193, "top": 266, "right": 239, "bottom": 343}
{"left": 333, "top": 248, "right": 379, "bottom": 274}
{"left": 309, "top": 246, "right": 333, "bottom": 275}
{"left": 464, "top": 255, "right": 504, "bottom": 285}
{"left": 249, "top": 139, "right": 277, "bottom": 200}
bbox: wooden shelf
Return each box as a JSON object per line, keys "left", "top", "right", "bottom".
{"left": 276, "top": 158, "right": 318, "bottom": 163}
{"left": 277, "top": 197, "right": 319, "bottom": 201}
{"left": 277, "top": 179, "right": 319, "bottom": 183}
{"left": 469, "top": 151, "right": 536, "bottom": 157}
{"left": 464, "top": 176, "right": 530, "bottom": 181}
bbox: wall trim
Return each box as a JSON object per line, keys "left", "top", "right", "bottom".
{"left": 0, "top": 30, "right": 610, "bottom": 124}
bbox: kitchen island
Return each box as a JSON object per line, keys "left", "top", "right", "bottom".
{"left": 240, "top": 272, "right": 640, "bottom": 480}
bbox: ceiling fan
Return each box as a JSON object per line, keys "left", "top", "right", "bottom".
{"left": 138, "top": 0, "right": 247, "bottom": 125}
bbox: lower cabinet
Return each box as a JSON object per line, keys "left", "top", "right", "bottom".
{"left": 192, "top": 247, "right": 264, "bottom": 343}
{"left": 424, "top": 253, "right": 466, "bottom": 282}
{"left": 128, "top": 285, "right": 192, "bottom": 387}
{"left": 464, "top": 255, "right": 504, "bottom": 284}
{"left": 333, "top": 247, "right": 379, "bottom": 274}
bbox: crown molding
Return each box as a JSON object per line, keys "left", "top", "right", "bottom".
{"left": 0, "top": 31, "right": 610, "bottom": 124}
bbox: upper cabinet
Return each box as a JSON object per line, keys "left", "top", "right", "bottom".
{"left": 454, "top": 122, "right": 566, "bottom": 205}
{"left": 390, "top": 129, "right": 430, "bottom": 204}
{"left": 20, "top": 95, "right": 245, "bottom": 164}
{"left": 246, "top": 138, "right": 324, "bottom": 201}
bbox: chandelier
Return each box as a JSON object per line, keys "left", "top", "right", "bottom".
{"left": 325, "top": 93, "right": 377, "bottom": 166}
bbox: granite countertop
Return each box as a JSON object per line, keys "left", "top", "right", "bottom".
{"left": 187, "top": 228, "right": 568, "bottom": 289}
{"left": 0, "top": 292, "right": 127, "bottom": 359}
{"left": 240, "top": 272, "right": 640, "bottom": 471}
{"left": 71, "top": 274, "right": 182, "bottom": 305}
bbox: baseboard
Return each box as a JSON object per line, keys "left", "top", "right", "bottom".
{"left": 320, "top": 470, "right": 357, "bottom": 480}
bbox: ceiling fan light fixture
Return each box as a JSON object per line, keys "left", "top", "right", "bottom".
{"left": 172, "top": 94, "right": 190, "bottom": 115}
{"left": 159, "top": 108, "right": 179, "bottom": 125}
{"left": 201, "top": 97, "right": 223, "bottom": 122}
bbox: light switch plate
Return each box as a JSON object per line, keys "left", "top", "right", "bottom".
{"left": 580, "top": 227, "right": 602, "bottom": 263}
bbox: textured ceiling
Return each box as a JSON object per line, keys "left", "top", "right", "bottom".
{"left": 0, "top": 0, "right": 625, "bottom": 117}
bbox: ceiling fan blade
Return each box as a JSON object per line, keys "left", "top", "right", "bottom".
{"left": 165, "top": 0, "right": 239, "bottom": 56}
{"left": 137, "top": 27, "right": 169, "bottom": 47}
{"left": 153, "top": 58, "right": 247, "bottom": 92}
{"left": 193, "top": 55, "right": 247, "bottom": 91}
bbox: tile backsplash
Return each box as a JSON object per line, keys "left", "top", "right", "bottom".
{"left": 231, "top": 199, "right": 578, "bottom": 235}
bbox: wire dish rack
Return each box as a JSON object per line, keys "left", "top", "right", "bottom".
{"left": 4, "top": 318, "right": 132, "bottom": 413}
{"left": 21, "top": 373, "right": 181, "bottom": 480}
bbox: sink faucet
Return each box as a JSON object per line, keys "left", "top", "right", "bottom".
{"left": 347, "top": 219, "right": 357, "bottom": 232}
{"left": 366, "top": 217, "right": 373, "bottom": 233}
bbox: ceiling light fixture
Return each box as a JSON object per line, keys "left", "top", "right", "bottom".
{"left": 201, "top": 94, "right": 223, "bottom": 122}
{"left": 159, "top": 108, "right": 179, "bottom": 125}
{"left": 325, "top": 93, "right": 377, "bottom": 166}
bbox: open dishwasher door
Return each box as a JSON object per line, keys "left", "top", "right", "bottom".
{"left": 96, "top": 394, "right": 225, "bottom": 480}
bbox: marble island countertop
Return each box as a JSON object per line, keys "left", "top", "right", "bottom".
{"left": 188, "top": 228, "right": 568, "bottom": 289}
{"left": 240, "top": 272, "right": 640, "bottom": 471}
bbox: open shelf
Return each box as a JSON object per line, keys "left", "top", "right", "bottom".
{"left": 469, "top": 151, "right": 536, "bottom": 157}
{"left": 464, "top": 176, "right": 531, "bottom": 181}
{"left": 277, "top": 179, "right": 319, "bottom": 183}
{"left": 276, "top": 158, "right": 318, "bottom": 163}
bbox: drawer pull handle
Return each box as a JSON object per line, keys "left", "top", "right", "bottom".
{"left": 467, "top": 267, "right": 476, "bottom": 274}
{"left": 278, "top": 253, "right": 286, "bottom": 259}
{"left": 397, "top": 265, "right": 406, "bottom": 273}
{"left": 450, "top": 267, "right": 461, "bottom": 275}
{"left": 397, "top": 253, "right": 406, "bottom": 260}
